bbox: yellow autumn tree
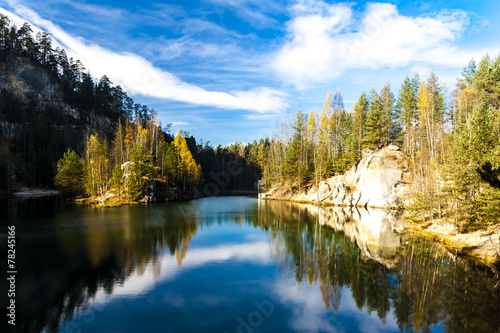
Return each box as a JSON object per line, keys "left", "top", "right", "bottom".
{"left": 307, "top": 109, "right": 316, "bottom": 144}
{"left": 307, "top": 109, "right": 320, "bottom": 197}
{"left": 137, "top": 125, "right": 149, "bottom": 149}
{"left": 123, "top": 121, "right": 135, "bottom": 162}
{"left": 319, "top": 92, "right": 334, "bottom": 179}
{"left": 84, "top": 134, "right": 109, "bottom": 200}
{"left": 418, "top": 82, "right": 433, "bottom": 162}
{"left": 174, "top": 131, "right": 201, "bottom": 190}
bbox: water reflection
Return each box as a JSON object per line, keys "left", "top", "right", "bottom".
{"left": 258, "top": 200, "right": 500, "bottom": 332}
{"left": 5, "top": 200, "right": 200, "bottom": 333}
{"left": 3, "top": 197, "right": 499, "bottom": 332}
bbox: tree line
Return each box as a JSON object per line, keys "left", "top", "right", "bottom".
{"left": 55, "top": 116, "right": 202, "bottom": 201}
{"left": 259, "top": 56, "right": 500, "bottom": 231}
{"left": 0, "top": 14, "right": 262, "bottom": 196}
{"left": 0, "top": 14, "right": 157, "bottom": 123}
{"left": 0, "top": 14, "right": 161, "bottom": 190}
{"left": 55, "top": 118, "right": 266, "bottom": 201}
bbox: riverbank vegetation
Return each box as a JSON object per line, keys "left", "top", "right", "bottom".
{"left": 257, "top": 200, "right": 500, "bottom": 332}
{"left": 1, "top": 13, "right": 499, "bottom": 227}
{"left": 0, "top": 15, "right": 263, "bottom": 201}
{"left": 257, "top": 57, "right": 500, "bottom": 233}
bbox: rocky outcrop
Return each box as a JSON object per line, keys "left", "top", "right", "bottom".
{"left": 0, "top": 54, "right": 117, "bottom": 188}
{"left": 0, "top": 55, "right": 63, "bottom": 103}
{"left": 259, "top": 144, "right": 412, "bottom": 209}
{"left": 410, "top": 219, "right": 500, "bottom": 264}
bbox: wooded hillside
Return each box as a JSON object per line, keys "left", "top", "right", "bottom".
{"left": 258, "top": 59, "right": 500, "bottom": 231}
{"left": 0, "top": 14, "right": 262, "bottom": 199}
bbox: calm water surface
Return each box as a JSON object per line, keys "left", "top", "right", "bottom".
{"left": 1, "top": 196, "right": 499, "bottom": 333}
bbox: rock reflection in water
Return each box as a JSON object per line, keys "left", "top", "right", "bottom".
{"left": 5, "top": 197, "right": 500, "bottom": 333}
{"left": 317, "top": 205, "right": 406, "bottom": 268}
{"left": 258, "top": 199, "right": 500, "bottom": 332}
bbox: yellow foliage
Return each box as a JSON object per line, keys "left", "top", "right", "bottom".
{"left": 307, "top": 109, "right": 316, "bottom": 144}
{"left": 174, "top": 131, "right": 201, "bottom": 186}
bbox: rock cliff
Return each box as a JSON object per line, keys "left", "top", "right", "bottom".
{"left": 0, "top": 55, "right": 63, "bottom": 103}
{"left": 259, "top": 144, "right": 412, "bottom": 209}
{"left": 0, "top": 54, "right": 115, "bottom": 188}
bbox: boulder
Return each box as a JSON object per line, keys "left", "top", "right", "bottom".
{"left": 352, "top": 191, "right": 361, "bottom": 206}
{"left": 333, "top": 183, "right": 346, "bottom": 205}
{"left": 387, "top": 143, "right": 400, "bottom": 151}
{"left": 318, "top": 181, "right": 331, "bottom": 201}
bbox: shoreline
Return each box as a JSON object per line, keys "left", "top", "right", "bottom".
{"left": 0, "top": 186, "right": 61, "bottom": 199}
{"left": 259, "top": 196, "right": 500, "bottom": 267}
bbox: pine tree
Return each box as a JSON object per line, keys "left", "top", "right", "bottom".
{"left": 380, "top": 83, "right": 396, "bottom": 143}
{"left": 353, "top": 92, "right": 368, "bottom": 159}
{"left": 397, "top": 75, "right": 420, "bottom": 155}
{"left": 340, "top": 110, "right": 355, "bottom": 170}
{"left": 110, "top": 165, "right": 123, "bottom": 201}
{"left": 324, "top": 156, "right": 334, "bottom": 178}
{"left": 111, "top": 120, "right": 125, "bottom": 166}
{"left": 283, "top": 110, "right": 307, "bottom": 189}
{"left": 164, "top": 142, "right": 179, "bottom": 186}
{"left": 365, "top": 89, "right": 383, "bottom": 147}
{"left": 128, "top": 139, "right": 154, "bottom": 201}
{"left": 54, "top": 149, "right": 84, "bottom": 196}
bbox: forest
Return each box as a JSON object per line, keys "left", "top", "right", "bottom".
{"left": 0, "top": 14, "right": 262, "bottom": 200}
{"left": 1, "top": 13, "right": 499, "bottom": 229}
{"left": 258, "top": 58, "right": 500, "bottom": 231}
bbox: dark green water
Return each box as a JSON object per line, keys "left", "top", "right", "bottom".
{"left": 1, "top": 196, "right": 499, "bottom": 333}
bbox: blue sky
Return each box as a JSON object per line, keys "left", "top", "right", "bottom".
{"left": 1, "top": 0, "right": 499, "bottom": 146}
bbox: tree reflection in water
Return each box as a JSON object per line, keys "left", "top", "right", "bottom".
{"left": 5, "top": 197, "right": 500, "bottom": 333}
{"left": 257, "top": 200, "right": 500, "bottom": 333}
{"left": 8, "top": 200, "right": 200, "bottom": 333}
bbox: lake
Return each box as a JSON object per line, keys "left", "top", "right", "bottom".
{"left": 1, "top": 196, "right": 499, "bottom": 333}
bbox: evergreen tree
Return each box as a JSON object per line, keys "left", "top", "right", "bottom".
{"left": 54, "top": 149, "right": 84, "bottom": 196}
{"left": 283, "top": 110, "right": 307, "bottom": 189}
{"left": 397, "top": 75, "right": 420, "bottom": 155}
{"left": 353, "top": 92, "right": 368, "bottom": 159}
{"left": 164, "top": 142, "right": 179, "bottom": 186}
{"left": 380, "top": 83, "right": 396, "bottom": 143}
{"left": 340, "top": 110, "right": 355, "bottom": 170}
{"left": 110, "top": 164, "right": 124, "bottom": 201}
{"left": 365, "top": 89, "right": 383, "bottom": 147}
{"left": 128, "top": 139, "right": 154, "bottom": 201}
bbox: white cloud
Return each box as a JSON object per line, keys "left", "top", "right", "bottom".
{"left": 410, "top": 65, "right": 432, "bottom": 78}
{"left": 59, "top": 0, "right": 124, "bottom": 18}
{"left": 171, "top": 121, "right": 190, "bottom": 126}
{"left": 272, "top": 0, "right": 496, "bottom": 89}
{"left": 92, "top": 241, "right": 272, "bottom": 304}
{"left": 274, "top": 281, "right": 400, "bottom": 332}
{"left": 0, "top": 4, "right": 287, "bottom": 115}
